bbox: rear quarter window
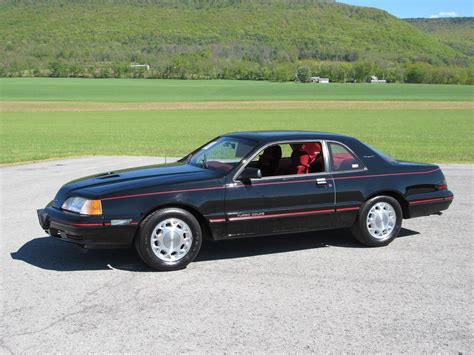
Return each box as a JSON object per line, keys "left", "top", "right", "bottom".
{"left": 329, "top": 142, "right": 365, "bottom": 172}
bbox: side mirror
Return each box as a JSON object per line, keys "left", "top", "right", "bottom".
{"left": 238, "top": 167, "right": 262, "bottom": 183}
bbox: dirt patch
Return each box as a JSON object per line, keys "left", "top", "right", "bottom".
{"left": 2, "top": 100, "right": 473, "bottom": 112}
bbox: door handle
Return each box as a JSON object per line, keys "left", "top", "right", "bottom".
{"left": 316, "top": 178, "right": 327, "bottom": 186}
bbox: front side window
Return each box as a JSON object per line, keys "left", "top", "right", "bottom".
{"left": 188, "top": 137, "right": 255, "bottom": 171}
{"left": 329, "top": 142, "right": 364, "bottom": 172}
{"left": 247, "top": 142, "right": 325, "bottom": 177}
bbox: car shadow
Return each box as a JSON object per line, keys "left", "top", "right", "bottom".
{"left": 10, "top": 228, "right": 419, "bottom": 272}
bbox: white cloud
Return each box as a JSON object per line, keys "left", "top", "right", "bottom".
{"left": 429, "top": 11, "right": 458, "bottom": 18}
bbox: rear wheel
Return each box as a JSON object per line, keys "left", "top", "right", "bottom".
{"left": 351, "top": 196, "right": 402, "bottom": 247}
{"left": 135, "top": 208, "right": 202, "bottom": 271}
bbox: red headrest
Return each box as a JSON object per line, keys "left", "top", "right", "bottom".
{"left": 301, "top": 143, "right": 321, "bottom": 159}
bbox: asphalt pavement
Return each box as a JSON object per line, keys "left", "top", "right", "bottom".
{"left": 1, "top": 157, "right": 472, "bottom": 353}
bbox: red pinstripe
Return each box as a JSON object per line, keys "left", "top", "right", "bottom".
{"left": 102, "top": 185, "right": 225, "bottom": 201}
{"left": 336, "top": 207, "right": 360, "bottom": 212}
{"left": 209, "top": 218, "right": 226, "bottom": 223}
{"left": 332, "top": 168, "right": 440, "bottom": 181}
{"left": 99, "top": 169, "right": 440, "bottom": 201}
{"left": 409, "top": 196, "right": 453, "bottom": 205}
{"left": 228, "top": 208, "right": 335, "bottom": 221}
{"left": 51, "top": 219, "right": 107, "bottom": 227}
{"left": 210, "top": 206, "right": 360, "bottom": 223}
{"left": 51, "top": 219, "right": 138, "bottom": 227}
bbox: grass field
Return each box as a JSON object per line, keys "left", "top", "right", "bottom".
{"left": 2, "top": 109, "right": 472, "bottom": 164}
{"left": 2, "top": 78, "right": 474, "bottom": 102}
{"left": 1, "top": 79, "right": 473, "bottom": 164}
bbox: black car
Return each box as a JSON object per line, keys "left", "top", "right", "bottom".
{"left": 37, "top": 131, "right": 453, "bottom": 271}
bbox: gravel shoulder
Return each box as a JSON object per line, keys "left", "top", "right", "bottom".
{"left": 1, "top": 157, "right": 472, "bottom": 353}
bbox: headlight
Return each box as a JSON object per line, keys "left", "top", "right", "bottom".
{"left": 61, "top": 197, "right": 102, "bottom": 215}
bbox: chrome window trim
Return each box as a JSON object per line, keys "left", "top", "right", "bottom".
{"left": 326, "top": 140, "right": 368, "bottom": 174}
{"left": 232, "top": 139, "right": 329, "bottom": 183}
{"left": 322, "top": 139, "right": 331, "bottom": 174}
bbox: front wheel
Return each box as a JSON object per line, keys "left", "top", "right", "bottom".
{"left": 135, "top": 208, "right": 202, "bottom": 271}
{"left": 351, "top": 196, "right": 402, "bottom": 247}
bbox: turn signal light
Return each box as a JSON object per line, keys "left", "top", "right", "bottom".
{"left": 84, "top": 200, "right": 103, "bottom": 215}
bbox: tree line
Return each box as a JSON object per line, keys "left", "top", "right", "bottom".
{"left": 2, "top": 59, "right": 471, "bottom": 85}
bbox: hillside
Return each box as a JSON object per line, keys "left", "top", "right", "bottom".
{"left": 405, "top": 17, "right": 474, "bottom": 57}
{"left": 0, "top": 0, "right": 472, "bottom": 83}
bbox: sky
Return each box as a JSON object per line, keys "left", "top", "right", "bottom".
{"left": 339, "top": 0, "right": 473, "bottom": 19}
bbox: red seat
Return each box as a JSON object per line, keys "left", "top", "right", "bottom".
{"left": 291, "top": 151, "right": 311, "bottom": 174}
{"left": 290, "top": 143, "right": 323, "bottom": 174}
{"left": 303, "top": 142, "right": 324, "bottom": 173}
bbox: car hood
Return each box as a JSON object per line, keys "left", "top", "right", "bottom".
{"left": 53, "top": 162, "right": 222, "bottom": 206}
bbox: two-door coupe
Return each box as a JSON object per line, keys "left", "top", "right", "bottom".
{"left": 37, "top": 131, "right": 453, "bottom": 271}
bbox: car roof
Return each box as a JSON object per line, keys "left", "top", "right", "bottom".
{"left": 224, "top": 130, "right": 352, "bottom": 143}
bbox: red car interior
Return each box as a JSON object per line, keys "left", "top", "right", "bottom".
{"left": 289, "top": 143, "right": 324, "bottom": 174}
{"left": 303, "top": 142, "right": 324, "bottom": 173}
{"left": 332, "top": 153, "right": 357, "bottom": 171}
{"left": 256, "top": 143, "right": 329, "bottom": 176}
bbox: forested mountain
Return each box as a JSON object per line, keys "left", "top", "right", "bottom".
{"left": 1, "top": 0, "right": 472, "bottom": 83}
{"left": 406, "top": 17, "right": 474, "bottom": 57}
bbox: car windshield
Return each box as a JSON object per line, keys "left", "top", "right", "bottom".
{"left": 188, "top": 136, "right": 256, "bottom": 172}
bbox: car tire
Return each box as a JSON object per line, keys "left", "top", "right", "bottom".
{"left": 135, "top": 208, "right": 202, "bottom": 271}
{"left": 351, "top": 196, "right": 402, "bottom": 247}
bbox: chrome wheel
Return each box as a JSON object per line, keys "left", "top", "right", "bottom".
{"left": 366, "top": 202, "right": 396, "bottom": 240}
{"left": 150, "top": 218, "right": 193, "bottom": 261}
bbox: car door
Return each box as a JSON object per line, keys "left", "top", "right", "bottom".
{"left": 224, "top": 141, "right": 335, "bottom": 237}
{"left": 327, "top": 140, "right": 368, "bottom": 228}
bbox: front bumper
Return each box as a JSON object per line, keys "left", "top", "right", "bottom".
{"left": 37, "top": 207, "right": 138, "bottom": 249}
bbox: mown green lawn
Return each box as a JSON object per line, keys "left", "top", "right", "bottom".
{"left": 2, "top": 78, "right": 473, "bottom": 102}
{"left": 1, "top": 109, "right": 472, "bottom": 164}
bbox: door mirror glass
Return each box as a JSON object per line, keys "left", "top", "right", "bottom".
{"left": 238, "top": 167, "right": 262, "bottom": 182}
